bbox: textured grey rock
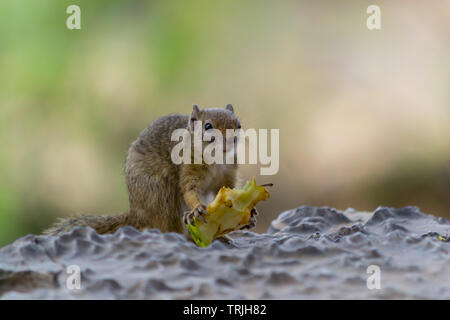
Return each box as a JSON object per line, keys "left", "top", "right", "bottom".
{"left": 0, "top": 206, "right": 449, "bottom": 299}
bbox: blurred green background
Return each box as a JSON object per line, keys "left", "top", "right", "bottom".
{"left": 0, "top": 0, "right": 449, "bottom": 247}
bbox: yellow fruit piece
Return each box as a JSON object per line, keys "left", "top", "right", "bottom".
{"left": 187, "top": 178, "right": 270, "bottom": 247}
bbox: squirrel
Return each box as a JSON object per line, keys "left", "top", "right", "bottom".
{"left": 44, "top": 104, "right": 258, "bottom": 241}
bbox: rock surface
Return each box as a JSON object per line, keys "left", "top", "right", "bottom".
{"left": 0, "top": 206, "right": 449, "bottom": 299}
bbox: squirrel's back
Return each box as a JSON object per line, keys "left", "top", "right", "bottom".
{"left": 129, "top": 113, "right": 188, "bottom": 160}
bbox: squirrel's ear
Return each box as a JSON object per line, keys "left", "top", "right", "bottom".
{"left": 192, "top": 104, "right": 200, "bottom": 118}
{"left": 225, "top": 104, "right": 234, "bottom": 113}
{"left": 189, "top": 104, "right": 200, "bottom": 130}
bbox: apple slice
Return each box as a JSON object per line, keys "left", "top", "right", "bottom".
{"left": 187, "top": 178, "right": 270, "bottom": 247}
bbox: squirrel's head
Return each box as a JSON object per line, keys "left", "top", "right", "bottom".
{"left": 188, "top": 104, "right": 241, "bottom": 153}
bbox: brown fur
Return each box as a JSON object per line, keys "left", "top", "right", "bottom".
{"left": 44, "top": 105, "right": 241, "bottom": 237}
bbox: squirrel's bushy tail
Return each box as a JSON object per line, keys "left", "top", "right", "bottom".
{"left": 43, "top": 212, "right": 129, "bottom": 236}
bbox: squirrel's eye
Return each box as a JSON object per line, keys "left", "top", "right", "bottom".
{"left": 237, "top": 121, "right": 241, "bottom": 129}
{"left": 205, "top": 123, "right": 213, "bottom": 130}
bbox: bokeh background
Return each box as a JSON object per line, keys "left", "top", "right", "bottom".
{"left": 0, "top": 0, "right": 449, "bottom": 247}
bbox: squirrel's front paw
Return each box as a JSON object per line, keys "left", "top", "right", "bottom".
{"left": 184, "top": 204, "right": 209, "bottom": 225}
{"left": 240, "top": 208, "right": 258, "bottom": 230}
